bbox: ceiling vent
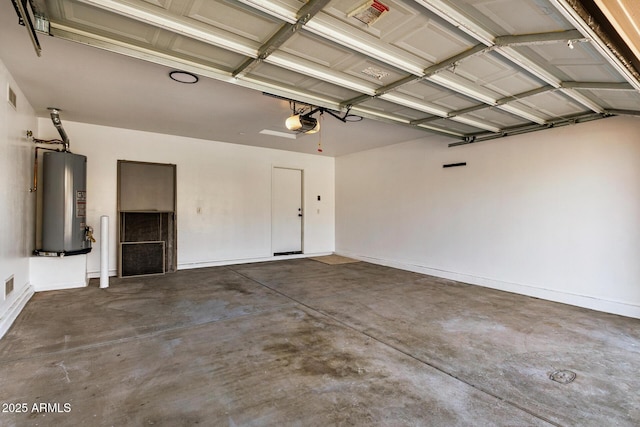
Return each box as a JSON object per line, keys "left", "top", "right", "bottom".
{"left": 361, "top": 66, "right": 390, "bottom": 80}
{"left": 348, "top": 0, "right": 389, "bottom": 26}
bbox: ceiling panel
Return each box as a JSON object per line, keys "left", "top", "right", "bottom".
{"left": 373, "top": 0, "right": 475, "bottom": 64}
{"left": 169, "top": 35, "right": 249, "bottom": 71}
{"left": 248, "top": 61, "right": 332, "bottom": 88}
{"left": 141, "top": 0, "right": 170, "bottom": 8}
{"left": 303, "top": 12, "right": 430, "bottom": 74}
{"left": 359, "top": 98, "right": 431, "bottom": 120}
{"left": 395, "top": 80, "right": 454, "bottom": 102}
{"left": 391, "top": 19, "right": 473, "bottom": 65}
{"left": 187, "top": 0, "right": 282, "bottom": 44}
{"left": 463, "top": 107, "right": 530, "bottom": 128}
{"left": 247, "top": 62, "right": 365, "bottom": 103}
{"left": 580, "top": 89, "right": 640, "bottom": 111}
{"left": 471, "top": 0, "right": 573, "bottom": 34}
{"left": 454, "top": 51, "right": 544, "bottom": 96}
{"left": 519, "top": 43, "right": 626, "bottom": 83}
{"left": 57, "top": 1, "right": 160, "bottom": 44}
{"left": 431, "top": 95, "right": 480, "bottom": 112}
{"left": 395, "top": 80, "right": 479, "bottom": 111}
{"left": 431, "top": 69, "right": 503, "bottom": 103}
{"left": 284, "top": 31, "right": 408, "bottom": 86}
{"left": 299, "top": 81, "right": 362, "bottom": 102}
{"left": 509, "top": 91, "right": 587, "bottom": 119}
{"left": 283, "top": 31, "right": 359, "bottom": 68}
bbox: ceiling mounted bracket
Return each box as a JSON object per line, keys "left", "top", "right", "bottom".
{"left": 11, "top": 0, "right": 42, "bottom": 56}
{"left": 494, "top": 30, "right": 587, "bottom": 47}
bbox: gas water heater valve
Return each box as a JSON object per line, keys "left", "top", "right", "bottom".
{"left": 85, "top": 226, "right": 96, "bottom": 243}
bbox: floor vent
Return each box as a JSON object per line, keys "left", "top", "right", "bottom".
{"left": 549, "top": 370, "right": 576, "bottom": 384}
{"left": 5, "top": 275, "right": 14, "bottom": 299}
{"left": 8, "top": 86, "right": 17, "bottom": 110}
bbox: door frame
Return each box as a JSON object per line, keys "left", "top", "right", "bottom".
{"left": 271, "top": 166, "right": 304, "bottom": 256}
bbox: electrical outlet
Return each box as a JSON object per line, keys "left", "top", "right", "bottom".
{"left": 4, "top": 275, "right": 14, "bottom": 299}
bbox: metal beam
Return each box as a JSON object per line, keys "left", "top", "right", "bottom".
{"left": 495, "top": 85, "right": 556, "bottom": 105}
{"left": 494, "top": 29, "right": 586, "bottom": 47}
{"left": 605, "top": 109, "right": 640, "bottom": 116}
{"left": 11, "top": 0, "right": 42, "bottom": 56}
{"left": 410, "top": 115, "right": 442, "bottom": 125}
{"left": 410, "top": 86, "right": 554, "bottom": 126}
{"left": 450, "top": 112, "right": 608, "bottom": 146}
{"left": 561, "top": 81, "right": 635, "bottom": 90}
{"left": 421, "top": 44, "right": 490, "bottom": 78}
{"left": 348, "top": 105, "right": 464, "bottom": 138}
{"left": 233, "top": 0, "right": 330, "bottom": 78}
{"left": 341, "top": 94, "right": 374, "bottom": 108}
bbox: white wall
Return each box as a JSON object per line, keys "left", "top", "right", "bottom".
{"left": 0, "top": 59, "right": 36, "bottom": 336}
{"left": 336, "top": 116, "right": 640, "bottom": 318}
{"left": 36, "top": 120, "right": 335, "bottom": 277}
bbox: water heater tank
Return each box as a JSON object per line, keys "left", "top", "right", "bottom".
{"left": 40, "top": 151, "right": 91, "bottom": 255}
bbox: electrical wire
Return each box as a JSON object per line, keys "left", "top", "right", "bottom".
{"left": 33, "top": 138, "right": 65, "bottom": 144}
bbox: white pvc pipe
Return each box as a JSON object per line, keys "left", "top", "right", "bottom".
{"left": 100, "top": 215, "right": 109, "bottom": 289}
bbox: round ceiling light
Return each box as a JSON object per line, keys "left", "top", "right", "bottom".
{"left": 169, "top": 71, "right": 199, "bottom": 84}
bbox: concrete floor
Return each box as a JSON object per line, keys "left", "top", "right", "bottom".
{"left": 0, "top": 258, "right": 639, "bottom": 426}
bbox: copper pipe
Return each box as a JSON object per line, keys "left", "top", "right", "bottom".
{"left": 30, "top": 146, "right": 59, "bottom": 192}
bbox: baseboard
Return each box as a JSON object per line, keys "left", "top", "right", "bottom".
{"left": 86, "top": 253, "right": 336, "bottom": 277}
{"left": 0, "top": 284, "right": 34, "bottom": 339}
{"left": 177, "top": 252, "right": 334, "bottom": 270}
{"left": 87, "top": 269, "right": 118, "bottom": 279}
{"left": 338, "top": 251, "right": 640, "bottom": 320}
{"left": 32, "top": 280, "right": 88, "bottom": 292}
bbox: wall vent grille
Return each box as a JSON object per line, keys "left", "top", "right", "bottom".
{"left": 8, "top": 86, "right": 17, "bottom": 110}
{"left": 4, "top": 275, "right": 14, "bottom": 299}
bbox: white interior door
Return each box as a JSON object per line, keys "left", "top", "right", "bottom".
{"left": 272, "top": 167, "right": 302, "bottom": 255}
